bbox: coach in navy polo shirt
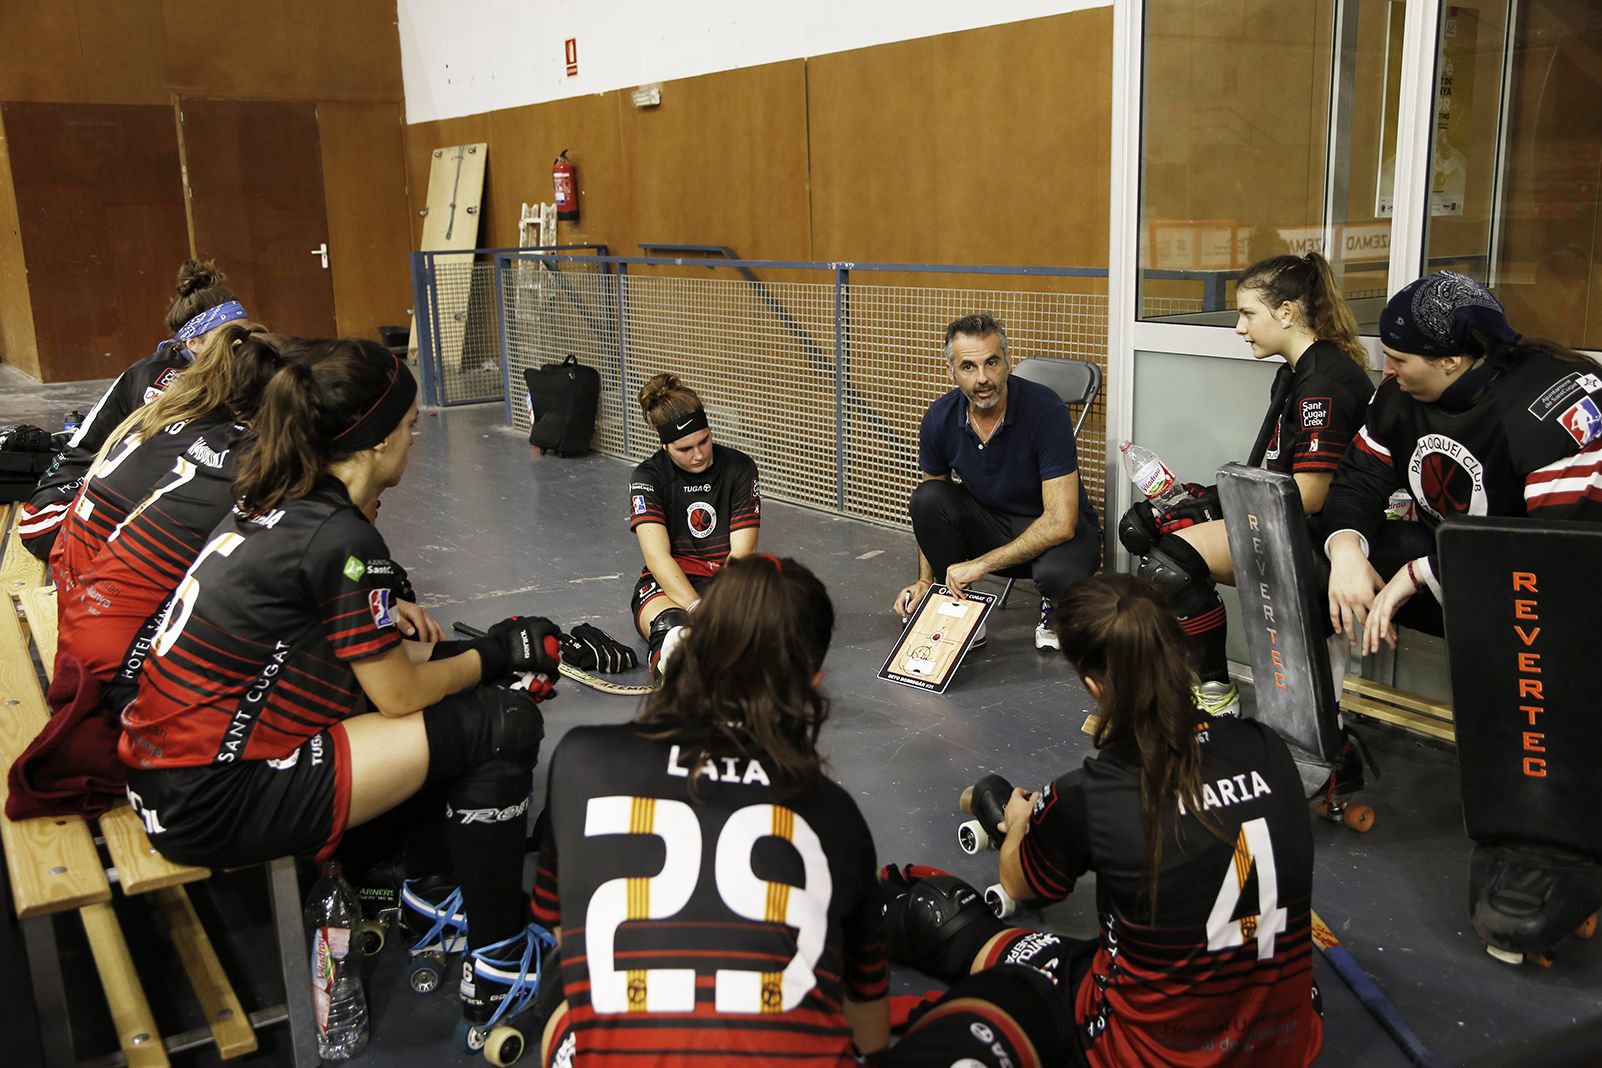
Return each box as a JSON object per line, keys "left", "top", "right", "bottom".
{"left": 892, "top": 314, "right": 1102, "bottom": 650}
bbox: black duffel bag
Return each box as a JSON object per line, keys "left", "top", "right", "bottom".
{"left": 523, "top": 355, "right": 600, "bottom": 456}
{"left": 0, "top": 424, "right": 57, "bottom": 503}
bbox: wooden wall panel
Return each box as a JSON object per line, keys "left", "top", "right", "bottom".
{"left": 77, "top": 0, "right": 170, "bottom": 106}
{"left": 809, "top": 10, "right": 1112, "bottom": 268}
{"left": 484, "top": 94, "right": 626, "bottom": 252}
{"left": 3, "top": 103, "right": 190, "bottom": 381}
{"left": 0, "top": 112, "right": 41, "bottom": 379}
{"left": 319, "top": 101, "right": 413, "bottom": 338}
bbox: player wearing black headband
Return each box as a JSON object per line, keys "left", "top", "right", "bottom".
{"left": 1325, "top": 270, "right": 1602, "bottom": 651}
{"left": 1117, "top": 253, "right": 1372, "bottom": 719}
{"left": 20, "top": 259, "right": 251, "bottom": 561}
{"left": 117, "top": 338, "right": 563, "bottom": 1036}
{"left": 627, "top": 372, "right": 760, "bottom": 674}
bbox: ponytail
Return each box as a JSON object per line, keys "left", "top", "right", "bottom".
{"left": 234, "top": 361, "right": 325, "bottom": 514}
{"left": 1238, "top": 251, "right": 1368, "bottom": 369}
{"left": 1057, "top": 574, "right": 1225, "bottom": 917}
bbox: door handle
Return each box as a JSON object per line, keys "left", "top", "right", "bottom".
{"left": 310, "top": 242, "right": 329, "bottom": 269}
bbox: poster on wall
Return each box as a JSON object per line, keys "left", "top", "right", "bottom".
{"left": 1375, "top": 4, "right": 1478, "bottom": 218}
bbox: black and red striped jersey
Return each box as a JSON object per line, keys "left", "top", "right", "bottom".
{"left": 1261, "top": 341, "right": 1375, "bottom": 477}
{"left": 18, "top": 345, "right": 191, "bottom": 558}
{"left": 628, "top": 445, "right": 760, "bottom": 578}
{"left": 118, "top": 477, "right": 402, "bottom": 770}
{"left": 531, "top": 723, "right": 887, "bottom": 1067}
{"left": 1323, "top": 350, "right": 1602, "bottom": 576}
{"left": 56, "top": 411, "right": 245, "bottom": 684}
{"left": 1019, "top": 716, "right": 1321, "bottom": 1068}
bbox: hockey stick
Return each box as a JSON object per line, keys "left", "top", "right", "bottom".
{"left": 452, "top": 622, "right": 656, "bottom": 696}
{"left": 1310, "top": 909, "right": 1439, "bottom": 1067}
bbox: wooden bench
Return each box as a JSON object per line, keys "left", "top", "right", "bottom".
{"left": 0, "top": 508, "right": 316, "bottom": 1066}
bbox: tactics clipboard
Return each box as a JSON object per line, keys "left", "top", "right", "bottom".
{"left": 879, "top": 584, "right": 996, "bottom": 694}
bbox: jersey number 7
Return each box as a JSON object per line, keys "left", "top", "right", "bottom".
{"left": 583, "top": 796, "right": 832, "bottom": 1016}
{"left": 1205, "top": 816, "right": 1288, "bottom": 961}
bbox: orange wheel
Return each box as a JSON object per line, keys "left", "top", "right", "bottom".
{"left": 1575, "top": 914, "right": 1597, "bottom": 940}
{"left": 1528, "top": 952, "right": 1554, "bottom": 968}
{"left": 1343, "top": 803, "right": 1375, "bottom": 833}
{"left": 1311, "top": 801, "right": 1333, "bottom": 821}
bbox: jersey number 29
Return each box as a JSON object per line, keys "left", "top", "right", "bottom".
{"left": 583, "top": 796, "right": 832, "bottom": 1016}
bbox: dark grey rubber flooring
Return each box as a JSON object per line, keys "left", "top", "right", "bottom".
{"left": 2, "top": 390, "right": 1597, "bottom": 1065}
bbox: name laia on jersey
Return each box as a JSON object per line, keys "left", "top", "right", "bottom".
{"left": 666, "top": 744, "right": 772, "bottom": 786}
{"left": 1176, "top": 770, "right": 1274, "bottom": 815}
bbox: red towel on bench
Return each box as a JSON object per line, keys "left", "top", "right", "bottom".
{"left": 6, "top": 654, "right": 128, "bottom": 820}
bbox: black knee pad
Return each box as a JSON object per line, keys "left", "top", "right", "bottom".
{"left": 423, "top": 686, "right": 545, "bottom": 786}
{"left": 1139, "top": 535, "right": 1215, "bottom": 615}
{"left": 648, "top": 607, "right": 690, "bottom": 650}
{"left": 883, "top": 873, "right": 1007, "bottom": 981}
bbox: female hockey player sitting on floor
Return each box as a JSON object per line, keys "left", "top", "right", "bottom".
{"left": 882, "top": 573, "right": 1323, "bottom": 1068}
{"left": 625, "top": 372, "right": 761, "bottom": 674}
{"left": 533, "top": 554, "right": 890, "bottom": 1066}
{"left": 116, "top": 338, "right": 564, "bottom": 1043}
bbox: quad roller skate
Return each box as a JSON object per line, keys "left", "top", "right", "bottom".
{"left": 1471, "top": 842, "right": 1602, "bottom": 968}
{"left": 400, "top": 876, "right": 470, "bottom": 995}
{"left": 956, "top": 774, "right": 1018, "bottom": 918}
{"left": 349, "top": 857, "right": 407, "bottom": 958}
{"left": 456, "top": 922, "right": 559, "bottom": 1066}
{"left": 1309, "top": 726, "right": 1376, "bottom": 833}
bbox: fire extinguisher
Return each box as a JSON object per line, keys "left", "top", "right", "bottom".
{"left": 552, "top": 149, "right": 579, "bottom": 222}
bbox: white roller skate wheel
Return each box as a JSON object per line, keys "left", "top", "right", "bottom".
{"left": 984, "top": 883, "right": 1016, "bottom": 919}
{"left": 1484, "top": 944, "right": 1524, "bottom": 965}
{"left": 484, "top": 1024, "right": 525, "bottom": 1066}
{"left": 957, "top": 818, "right": 989, "bottom": 855}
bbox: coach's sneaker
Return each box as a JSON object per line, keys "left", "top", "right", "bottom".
{"left": 1193, "top": 679, "right": 1241, "bottom": 719}
{"left": 1034, "top": 599, "right": 1059, "bottom": 651}
{"left": 969, "top": 619, "right": 987, "bottom": 650}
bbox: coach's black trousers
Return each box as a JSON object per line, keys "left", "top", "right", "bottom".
{"left": 909, "top": 479, "right": 1102, "bottom": 601}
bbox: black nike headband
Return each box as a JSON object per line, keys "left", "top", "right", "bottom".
{"left": 658, "top": 407, "right": 709, "bottom": 444}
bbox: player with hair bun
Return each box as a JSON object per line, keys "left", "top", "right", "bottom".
{"left": 118, "top": 338, "right": 563, "bottom": 1038}
{"left": 19, "top": 259, "right": 252, "bottom": 560}
{"left": 626, "top": 372, "right": 761, "bottom": 674}
{"left": 1324, "top": 270, "right": 1602, "bottom": 651}
{"left": 1118, "top": 251, "right": 1374, "bottom": 719}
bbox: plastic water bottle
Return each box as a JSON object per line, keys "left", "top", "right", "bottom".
{"left": 1120, "top": 440, "right": 1194, "bottom": 510}
{"left": 305, "top": 861, "right": 369, "bottom": 1060}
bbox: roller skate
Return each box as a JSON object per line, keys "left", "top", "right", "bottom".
{"left": 347, "top": 855, "right": 407, "bottom": 958}
{"left": 457, "top": 922, "right": 559, "bottom": 1065}
{"left": 400, "top": 875, "right": 470, "bottom": 995}
{"left": 954, "top": 775, "right": 1018, "bottom": 917}
{"left": 1310, "top": 726, "right": 1377, "bottom": 833}
{"left": 1471, "top": 842, "right": 1602, "bottom": 967}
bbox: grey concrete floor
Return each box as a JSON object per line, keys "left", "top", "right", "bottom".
{"left": 3, "top": 392, "right": 1597, "bottom": 1066}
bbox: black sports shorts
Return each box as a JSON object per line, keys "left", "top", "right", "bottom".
{"left": 629, "top": 569, "right": 711, "bottom": 622}
{"left": 124, "top": 725, "right": 352, "bottom": 869}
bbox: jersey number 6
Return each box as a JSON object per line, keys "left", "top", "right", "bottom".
{"left": 151, "top": 530, "right": 244, "bottom": 657}
{"left": 583, "top": 796, "right": 832, "bottom": 1016}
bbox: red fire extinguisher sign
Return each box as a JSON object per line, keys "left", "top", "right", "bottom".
{"left": 553, "top": 150, "right": 579, "bottom": 222}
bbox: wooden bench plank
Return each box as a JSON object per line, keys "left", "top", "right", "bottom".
{"left": 1, "top": 505, "right": 47, "bottom": 603}
{"left": 154, "top": 886, "right": 258, "bottom": 1059}
{"left": 1343, "top": 675, "right": 1453, "bottom": 723}
{"left": 80, "top": 900, "right": 171, "bottom": 1067}
{"left": 102, "top": 804, "right": 210, "bottom": 894}
{"left": 0, "top": 593, "right": 111, "bottom": 917}
{"left": 1341, "top": 692, "right": 1457, "bottom": 744}
{"left": 20, "top": 583, "right": 56, "bottom": 677}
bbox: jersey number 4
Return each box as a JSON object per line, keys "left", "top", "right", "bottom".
{"left": 583, "top": 796, "right": 831, "bottom": 1016}
{"left": 1205, "top": 816, "right": 1288, "bottom": 961}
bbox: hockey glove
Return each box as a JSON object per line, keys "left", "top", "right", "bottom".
{"left": 1154, "top": 483, "right": 1223, "bottom": 534}
{"left": 566, "top": 623, "right": 639, "bottom": 674}
{"left": 559, "top": 633, "right": 597, "bottom": 672}
{"left": 474, "top": 615, "right": 562, "bottom": 689}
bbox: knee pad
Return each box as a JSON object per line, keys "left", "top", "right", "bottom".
{"left": 424, "top": 687, "right": 545, "bottom": 786}
{"left": 648, "top": 607, "right": 690, "bottom": 645}
{"left": 1138, "top": 535, "right": 1215, "bottom": 614}
{"left": 882, "top": 870, "right": 1006, "bottom": 980}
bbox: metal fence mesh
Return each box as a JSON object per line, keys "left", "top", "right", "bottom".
{"left": 428, "top": 257, "right": 505, "bottom": 405}
{"left": 494, "top": 256, "right": 1109, "bottom": 532}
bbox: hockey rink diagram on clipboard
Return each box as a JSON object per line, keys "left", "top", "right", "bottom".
{"left": 879, "top": 584, "right": 996, "bottom": 694}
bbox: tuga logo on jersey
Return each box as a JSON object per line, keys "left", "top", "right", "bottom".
{"left": 687, "top": 501, "right": 717, "bottom": 538}
{"left": 1559, "top": 397, "right": 1601, "bottom": 447}
{"left": 1300, "top": 397, "right": 1330, "bottom": 429}
{"left": 632, "top": 494, "right": 647, "bottom": 516}
{"left": 1407, "top": 433, "right": 1487, "bottom": 521}
{"left": 343, "top": 556, "right": 366, "bottom": 581}
{"left": 369, "top": 588, "right": 394, "bottom": 629}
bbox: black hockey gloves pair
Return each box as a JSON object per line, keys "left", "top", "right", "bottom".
{"left": 1117, "top": 483, "right": 1224, "bottom": 556}
{"left": 559, "top": 623, "right": 639, "bottom": 675}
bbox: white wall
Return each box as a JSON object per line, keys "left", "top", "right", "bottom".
{"left": 398, "top": 0, "right": 1109, "bottom": 123}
